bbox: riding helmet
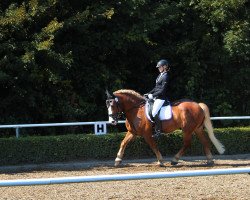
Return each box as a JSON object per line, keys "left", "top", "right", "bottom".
{"left": 156, "top": 59, "right": 169, "bottom": 68}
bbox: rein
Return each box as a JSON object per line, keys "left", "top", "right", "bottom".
{"left": 124, "top": 100, "right": 146, "bottom": 113}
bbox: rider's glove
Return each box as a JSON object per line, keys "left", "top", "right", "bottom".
{"left": 148, "top": 94, "right": 153, "bottom": 99}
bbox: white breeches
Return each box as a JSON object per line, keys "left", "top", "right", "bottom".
{"left": 152, "top": 99, "right": 165, "bottom": 117}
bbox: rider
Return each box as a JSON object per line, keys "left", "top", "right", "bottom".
{"left": 146, "top": 59, "right": 170, "bottom": 138}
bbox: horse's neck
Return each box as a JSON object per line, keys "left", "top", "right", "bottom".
{"left": 123, "top": 101, "right": 136, "bottom": 113}
{"left": 120, "top": 94, "right": 137, "bottom": 108}
{"left": 119, "top": 95, "right": 146, "bottom": 132}
{"left": 122, "top": 98, "right": 143, "bottom": 119}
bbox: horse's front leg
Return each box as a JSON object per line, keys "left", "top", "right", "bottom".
{"left": 115, "top": 131, "right": 135, "bottom": 167}
{"left": 143, "top": 133, "right": 164, "bottom": 167}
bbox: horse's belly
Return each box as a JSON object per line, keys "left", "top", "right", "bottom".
{"left": 162, "top": 120, "right": 179, "bottom": 133}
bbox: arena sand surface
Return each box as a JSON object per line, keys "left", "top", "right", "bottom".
{"left": 0, "top": 154, "right": 249, "bottom": 200}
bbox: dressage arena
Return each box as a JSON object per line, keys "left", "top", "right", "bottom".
{"left": 0, "top": 154, "right": 249, "bottom": 200}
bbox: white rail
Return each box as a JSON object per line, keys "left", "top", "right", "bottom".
{"left": 0, "top": 116, "right": 249, "bottom": 138}
{"left": 0, "top": 167, "right": 249, "bottom": 187}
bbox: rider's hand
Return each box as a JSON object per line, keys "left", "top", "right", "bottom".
{"left": 148, "top": 94, "right": 153, "bottom": 99}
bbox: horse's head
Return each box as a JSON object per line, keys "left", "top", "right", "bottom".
{"left": 106, "top": 89, "right": 146, "bottom": 125}
{"left": 105, "top": 90, "right": 123, "bottom": 125}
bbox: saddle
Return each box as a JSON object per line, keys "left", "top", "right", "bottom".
{"left": 145, "top": 99, "right": 172, "bottom": 122}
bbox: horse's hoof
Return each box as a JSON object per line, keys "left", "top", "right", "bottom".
{"left": 171, "top": 161, "right": 178, "bottom": 166}
{"left": 115, "top": 157, "right": 122, "bottom": 167}
{"left": 157, "top": 161, "right": 165, "bottom": 167}
{"left": 114, "top": 161, "right": 122, "bottom": 167}
{"left": 206, "top": 160, "right": 214, "bottom": 166}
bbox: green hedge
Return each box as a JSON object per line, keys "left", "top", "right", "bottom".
{"left": 0, "top": 127, "right": 249, "bottom": 166}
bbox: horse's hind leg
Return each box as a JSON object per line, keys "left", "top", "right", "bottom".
{"left": 115, "top": 131, "right": 135, "bottom": 167}
{"left": 171, "top": 131, "right": 192, "bottom": 165}
{"left": 194, "top": 126, "right": 214, "bottom": 166}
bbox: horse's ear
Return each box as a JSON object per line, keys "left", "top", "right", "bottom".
{"left": 105, "top": 89, "right": 113, "bottom": 99}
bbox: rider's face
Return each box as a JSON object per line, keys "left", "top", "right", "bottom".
{"left": 158, "top": 65, "right": 164, "bottom": 73}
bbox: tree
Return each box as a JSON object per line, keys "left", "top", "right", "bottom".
{"left": 0, "top": 0, "right": 249, "bottom": 131}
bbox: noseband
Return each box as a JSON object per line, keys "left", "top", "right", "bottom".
{"left": 106, "top": 98, "right": 124, "bottom": 120}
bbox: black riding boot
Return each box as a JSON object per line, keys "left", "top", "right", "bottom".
{"left": 152, "top": 113, "right": 162, "bottom": 138}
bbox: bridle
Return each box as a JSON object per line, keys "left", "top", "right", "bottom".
{"left": 106, "top": 97, "right": 124, "bottom": 121}
{"left": 106, "top": 96, "right": 145, "bottom": 121}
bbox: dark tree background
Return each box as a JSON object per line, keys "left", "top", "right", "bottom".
{"left": 0, "top": 0, "right": 249, "bottom": 132}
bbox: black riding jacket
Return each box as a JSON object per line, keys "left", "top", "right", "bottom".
{"left": 149, "top": 72, "right": 169, "bottom": 100}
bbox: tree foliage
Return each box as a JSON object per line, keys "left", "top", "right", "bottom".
{"left": 0, "top": 0, "right": 249, "bottom": 128}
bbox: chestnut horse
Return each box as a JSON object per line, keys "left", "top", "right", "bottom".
{"left": 106, "top": 89, "right": 225, "bottom": 166}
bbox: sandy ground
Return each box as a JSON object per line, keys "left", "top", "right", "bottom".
{"left": 0, "top": 154, "right": 249, "bottom": 200}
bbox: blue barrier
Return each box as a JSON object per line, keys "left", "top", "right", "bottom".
{"left": 0, "top": 167, "right": 249, "bottom": 187}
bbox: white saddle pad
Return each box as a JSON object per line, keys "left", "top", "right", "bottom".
{"left": 145, "top": 102, "right": 172, "bottom": 122}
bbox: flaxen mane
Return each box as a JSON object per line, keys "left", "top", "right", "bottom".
{"left": 114, "top": 89, "right": 144, "bottom": 100}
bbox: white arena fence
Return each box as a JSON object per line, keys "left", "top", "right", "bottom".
{"left": 0, "top": 167, "right": 249, "bottom": 187}
{"left": 0, "top": 116, "right": 249, "bottom": 138}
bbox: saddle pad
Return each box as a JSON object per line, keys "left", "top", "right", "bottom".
{"left": 145, "top": 101, "right": 172, "bottom": 122}
{"left": 159, "top": 105, "right": 172, "bottom": 120}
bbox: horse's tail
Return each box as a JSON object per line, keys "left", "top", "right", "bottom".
{"left": 199, "top": 103, "right": 225, "bottom": 154}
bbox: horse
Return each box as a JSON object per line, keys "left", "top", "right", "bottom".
{"left": 105, "top": 89, "right": 225, "bottom": 167}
